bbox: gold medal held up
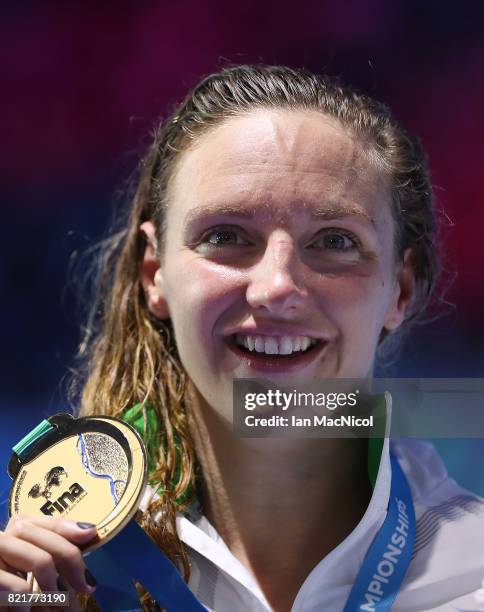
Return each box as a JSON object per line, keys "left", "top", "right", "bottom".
{"left": 8, "top": 413, "right": 147, "bottom": 552}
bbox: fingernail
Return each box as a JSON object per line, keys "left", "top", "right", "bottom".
{"left": 85, "top": 569, "right": 97, "bottom": 587}
{"left": 77, "top": 521, "right": 96, "bottom": 529}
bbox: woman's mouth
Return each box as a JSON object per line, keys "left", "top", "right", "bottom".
{"left": 235, "top": 333, "right": 318, "bottom": 355}
{"left": 227, "top": 333, "right": 326, "bottom": 372}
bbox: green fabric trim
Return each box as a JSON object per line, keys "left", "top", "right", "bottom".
{"left": 366, "top": 394, "right": 387, "bottom": 489}
{"left": 123, "top": 404, "right": 161, "bottom": 476}
{"left": 13, "top": 419, "right": 53, "bottom": 458}
{"left": 367, "top": 437, "right": 384, "bottom": 490}
{"left": 122, "top": 403, "right": 193, "bottom": 505}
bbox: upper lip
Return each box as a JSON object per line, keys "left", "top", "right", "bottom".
{"left": 224, "top": 324, "right": 328, "bottom": 340}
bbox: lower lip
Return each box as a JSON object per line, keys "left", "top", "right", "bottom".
{"left": 227, "top": 339, "right": 327, "bottom": 373}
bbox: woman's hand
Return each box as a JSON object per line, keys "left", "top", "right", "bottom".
{"left": 0, "top": 514, "right": 98, "bottom": 611}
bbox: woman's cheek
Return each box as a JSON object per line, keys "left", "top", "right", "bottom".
{"left": 321, "top": 279, "right": 384, "bottom": 377}
{"left": 167, "top": 263, "right": 243, "bottom": 348}
{"left": 321, "top": 274, "right": 387, "bottom": 339}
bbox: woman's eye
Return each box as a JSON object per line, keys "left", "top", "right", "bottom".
{"left": 201, "top": 228, "right": 248, "bottom": 246}
{"left": 312, "top": 231, "right": 358, "bottom": 251}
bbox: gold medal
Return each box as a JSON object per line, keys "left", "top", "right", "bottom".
{"left": 8, "top": 413, "right": 147, "bottom": 552}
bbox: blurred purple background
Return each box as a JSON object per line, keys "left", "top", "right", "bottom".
{"left": 1, "top": 2, "right": 484, "bottom": 513}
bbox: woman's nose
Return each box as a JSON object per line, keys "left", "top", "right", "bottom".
{"left": 245, "top": 235, "right": 308, "bottom": 314}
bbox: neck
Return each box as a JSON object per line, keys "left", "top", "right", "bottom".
{"left": 187, "top": 386, "right": 373, "bottom": 612}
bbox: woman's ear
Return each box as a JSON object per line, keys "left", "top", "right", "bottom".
{"left": 139, "top": 221, "right": 170, "bottom": 320}
{"left": 383, "top": 248, "right": 416, "bottom": 332}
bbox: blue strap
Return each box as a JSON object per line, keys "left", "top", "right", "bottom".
{"left": 85, "top": 545, "right": 141, "bottom": 610}
{"left": 343, "top": 452, "right": 415, "bottom": 612}
{"left": 86, "top": 452, "right": 413, "bottom": 612}
{"left": 86, "top": 520, "right": 207, "bottom": 611}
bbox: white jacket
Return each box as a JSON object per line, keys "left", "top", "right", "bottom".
{"left": 165, "top": 438, "right": 484, "bottom": 612}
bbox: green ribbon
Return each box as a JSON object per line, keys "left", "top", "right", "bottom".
{"left": 123, "top": 403, "right": 194, "bottom": 505}
{"left": 12, "top": 419, "right": 54, "bottom": 458}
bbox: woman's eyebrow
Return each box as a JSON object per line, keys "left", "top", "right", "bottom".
{"left": 183, "top": 203, "right": 254, "bottom": 226}
{"left": 310, "top": 204, "right": 374, "bottom": 224}
{"left": 183, "top": 202, "right": 374, "bottom": 226}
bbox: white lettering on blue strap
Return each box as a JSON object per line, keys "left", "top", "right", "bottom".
{"left": 344, "top": 452, "right": 416, "bottom": 612}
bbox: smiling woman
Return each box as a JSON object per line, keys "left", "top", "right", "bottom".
{"left": 137, "top": 108, "right": 413, "bottom": 416}
{"left": 1, "top": 65, "right": 483, "bottom": 612}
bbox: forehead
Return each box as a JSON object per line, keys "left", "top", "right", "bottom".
{"left": 167, "top": 109, "right": 390, "bottom": 226}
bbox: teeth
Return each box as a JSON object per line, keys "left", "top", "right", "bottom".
{"left": 279, "top": 337, "right": 293, "bottom": 355}
{"left": 255, "top": 337, "right": 265, "bottom": 352}
{"left": 235, "top": 334, "right": 317, "bottom": 355}
{"left": 264, "top": 338, "right": 279, "bottom": 354}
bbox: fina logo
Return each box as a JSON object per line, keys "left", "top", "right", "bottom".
{"left": 40, "top": 482, "right": 86, "bottom": 516}
{"left": 27, "top": 466, "right": 86, "bottom": 515}
{"left": 28, "top": 466, "right": 68, "bottom": 500}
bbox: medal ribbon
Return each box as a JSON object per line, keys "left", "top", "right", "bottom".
{"left": 85, "top": 520, "right": 207, "bottom": 611}
{"left": 342, "top": 452, "right": 416, "bottom": 612}
{"left": 11, "top": 418, "right": 414, "bottom": 612}
{"left": 86, "top": 451, "right": 414, "bottom": 612}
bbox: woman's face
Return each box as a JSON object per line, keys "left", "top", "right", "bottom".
{"left": 143, "top": 109, "right": 414, "bottom": 418}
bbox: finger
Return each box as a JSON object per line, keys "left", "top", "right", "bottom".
{"left": 0, "top": 554, "right": 25, "bottom": 578}
{"left": 6, "top": 516, "right": 98, "bottom": 549}
{"left": 27, "top": 575, "right": 79, "bottom": 612}
{"left": 0, "top": 569, "right": 31, "bottom": 612}
{"left": 0, "top": 566, "right": 30, "bottom": 591}
{"left": 0, "top": 533, "right": 58, "bottom": 592}
{"left": 6, "top": 521, "right": 94, "bottom": 594}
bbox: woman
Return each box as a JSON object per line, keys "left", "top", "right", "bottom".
{"left": 1, "top": 65, "right": 483, "bottom": 611}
